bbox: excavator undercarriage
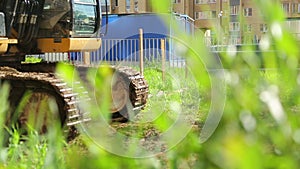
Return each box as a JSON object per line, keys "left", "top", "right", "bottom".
{"left": 0, "top": 62, "right": 148, "bottom": 136}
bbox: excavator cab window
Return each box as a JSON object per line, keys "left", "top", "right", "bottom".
{"left": 39, "top": 0, "right": 101, "bottom": 38}
{"left": 73, "top": 0, "right": 99, "bottom": 36}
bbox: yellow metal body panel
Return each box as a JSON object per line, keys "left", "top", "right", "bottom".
{"left": 37, "top": 38, "right": 102, "bottom": 53}
{"left": 0, "top": 42, "right": 8, "bottom": 53}
{"left": 0, "top": 38, "right": 18, "bottom": 53}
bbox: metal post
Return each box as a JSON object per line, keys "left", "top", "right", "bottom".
{"left": 218, "top": 0, "right": 223, "bottom": 46}
{"left": 139, "top": 28, "right": 144, "bottom": 76}
{"left": 161, "top": 39, "right": 166, "bottom": 81}
{"left": 83, "top": 51, "right": 90, "bottom": 65}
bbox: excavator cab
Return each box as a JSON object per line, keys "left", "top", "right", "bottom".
{"left": 37, "top": 0, "right": 102, "bottom": 52}
{"left": 0, "top": 0, "right": 102, "bottom": 54}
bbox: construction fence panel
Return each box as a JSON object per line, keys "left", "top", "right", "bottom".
{"left": 40, "top": 38, "right": 187, "bottom": 69}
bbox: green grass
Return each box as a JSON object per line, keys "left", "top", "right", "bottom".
{"left": 23, "top": 56, "right": 43, "bottom": 63}
{"left": 0, "top": 66, "right": 205, "bottom": 168}
{"left": 1, "top": 67, "right": 300, "bottom": 168}
{"left": 2, "top": 66, "right": 297, "bottom": 169}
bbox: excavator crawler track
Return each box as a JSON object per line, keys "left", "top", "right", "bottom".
{"left": 76, "top": 65, "right": 149, "bottom": 122}
{"left": 0, "top": 67, "right": 81, "bottom": 128}
{"left": 0, "top": 64, "right": 148, "bottom": 134}
{"left": 110, "top": 66, "right": 149, "bottom": 122}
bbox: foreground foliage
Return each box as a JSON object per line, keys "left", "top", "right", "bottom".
{"left": 0, "top": 0, "right": 300, "bottom": 168}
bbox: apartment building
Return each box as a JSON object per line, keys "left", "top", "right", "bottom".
{"left": 172, "top": 0, "right": 300, "bottom": 44}
{"left": 225, "top": 0, "right": 299, "bottom": 44}
{"left": 101, "top": 0, "right": 300, "bottom": 44}
{"left": 282, "top": 0, "right": 300, "bottom": 18}
{"left": 173, "top": 0, "right": 225, "bottom": 29}
{"left": 101, "top": 0, "right": 152, "bottom": 14}
{"left": 227, "top": 0, "right": 266, "bottom": 44}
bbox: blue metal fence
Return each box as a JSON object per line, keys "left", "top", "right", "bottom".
{"left": 61, "top": 37, "right": 174, "bottom": 66}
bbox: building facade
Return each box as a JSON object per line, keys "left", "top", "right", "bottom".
{"left": 101, "top": 0, "right": 152, "bottom": 14}
{"left": 102, "top": 0, "right": 300, "bottom": 44}
{"left": 171, "top": 0, "right": 300, "bottom": 44}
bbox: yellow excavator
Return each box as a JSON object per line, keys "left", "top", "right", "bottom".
{"left": 0, "top": 0, "right": 148, "bottom": 135}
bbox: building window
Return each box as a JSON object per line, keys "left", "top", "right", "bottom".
{"left": 244, "top": 8, "right": 252, "bottom": 17}
{"left": 292, "top": 3, "right": 297, "bottom": 13}
{"left": 195, "top": 12, "right": 207, "bottom": 19}
{"left": 211, "top": 11, "right": 216, "bottom": 18}
{"left": 229, "top": 36, "right": 241, "bottom": 45}
{"left": 134, "top": 0, "right": 138, "bottom": 12}
{"left": 260, "top": 24, "right": 268, "bottom": 33}
{"left": 195, "top": 0, "right": 206, "bottom": 4}
{"left": 126, "top": 0, "right": 130, "bottom": 12}
{"left": 101, "top": 0, "right": 111, "bottom": 12}
{"left": 208, "top": 0, "right": 216, "bottom": 3}
{"left": 229, "top": 22, "right": 240, "bottom": 31}
{"left": 174, "top": 0, "right": 181, "bottom": 3}
{"left": 230, "top": 5, "right": 239, "bottom": 15}
{"left": 195, "top": 11, "right": 217, "bottom": 19}
{"left": 282, "top": 3, "right": 290, "bottom": 13}
{"left": 195, "top": 12, "right": 199, "bottom": 19}
{"left": 243, "top": 24, "right": 252, "bottom": 32}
